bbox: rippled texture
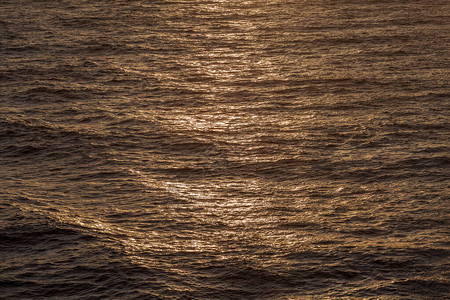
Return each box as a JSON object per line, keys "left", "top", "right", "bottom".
{"left": 1, "top": 0, "right": 449, "bottom": 298}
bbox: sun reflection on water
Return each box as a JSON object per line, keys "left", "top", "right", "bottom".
{"left": 105, "top": 0, "right": 325, "bottom": 270}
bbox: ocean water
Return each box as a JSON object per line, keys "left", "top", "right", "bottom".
{"left": 0, "top": 0, "right": 449, "bottom": 298}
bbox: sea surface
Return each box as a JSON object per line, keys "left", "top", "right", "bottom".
{"left": 0, "top": 0, "right": 449, "bottom": 299}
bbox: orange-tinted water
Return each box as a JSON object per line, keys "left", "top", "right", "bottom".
{"left": 1, "top": 0, "right": 448, "bottom": 298}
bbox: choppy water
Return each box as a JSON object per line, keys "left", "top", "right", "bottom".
{"left": 1, "top": 0, "right": 449, "bottom": 298}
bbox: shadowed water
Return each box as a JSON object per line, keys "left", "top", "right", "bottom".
{"left": 0, "top": 0, "right": 449, "bottom": 298}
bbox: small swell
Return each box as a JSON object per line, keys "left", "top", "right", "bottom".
{"left": 14, "top": 86, "right": 89, "bottom": 102}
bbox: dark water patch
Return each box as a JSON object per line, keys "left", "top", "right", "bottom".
{"left": 0, "top": 207, "right": 163, "bottom": 299}
{"left": 338, "top": 226, "right": 392, "bottom": 236}
{"left": 0, "top": 249, "right": 165, "bottom": 299}
{"left": 56, "top": 15, "right": 118, "bottom": 30}
{"left": 195, "top": 263, "right": 298, "bottom": 299}
{"left": 0, "top": 71, "right": 15, "bottom": 81}
{"left": 73, "top": 40, "right": 144, "bottom": 56}
{"left": 1, "top": 144, "right": 46, "bottom": 158}
{"left": 358, "top": 278, "right": 450, "bottom": 299}
{"left": 0, "top": 116, "right": 110, "bottom": 145}
{"left": 0, "top": 204, "right": 95, "bottom": 248}
{"left": 2, "top": 45, "right": 44, "bottom": 54}
{"left": 13, "top": 86, "right": 91, "bottom": 103}
{"left": 160, "top": 140, "right": 217, "bottom": 154}
{"left": 382, "top": 215, "right": 449, "bottom": 232}
{"left": 67, "top": 169, "right": 133, "bottom": 182}
{"left": 387, "top": 122, "right": 450, "bottom": 133}
{"left": 396, "top": 156, "right": 449, "bottom": 169}
{"left": 278, "top": 221, "right": 322, "bottom": 230}
{"left": 106, "top": 117, "right": 159, "bottom": 130}
{"left": 0, "top": 225, "right": 89, "bottom": 249}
